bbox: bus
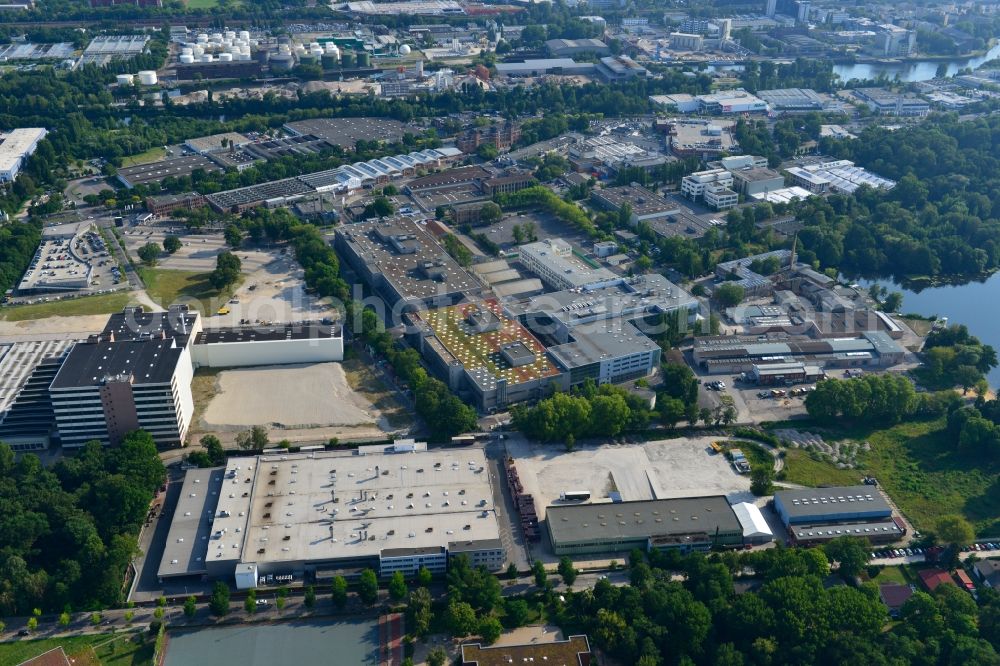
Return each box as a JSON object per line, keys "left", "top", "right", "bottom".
{"left": 559, "top": 491, "right": 591, "bottom": 502}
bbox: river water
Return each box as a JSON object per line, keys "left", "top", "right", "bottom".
{"left": 832, "top": 43, "right": 1000, "bottom": 82}
{"left": 861, "top": 274, "right": 1000, "bottom": 387}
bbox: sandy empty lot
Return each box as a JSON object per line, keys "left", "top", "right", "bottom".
{"left": 509, "top": 435, "right": 753, "bottom": 519}
{"left": 202, "top": 362, "right": 381, "bottom": 430}
{"left": 208, "top": 254, "right": 336, "bottom": 328}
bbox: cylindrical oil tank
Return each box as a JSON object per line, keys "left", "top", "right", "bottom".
{"left": 179, "top": 54, "right": 195, "bottom": 64}
{"left": 356, "top": 51, "right": 371, "bottom": 67}
{"left": 269, "top": 53, "right": 295, "bottom": 73}
{"left": 116, "top": 73, "right": 134, "bottom": 85}
{"left": 219, "top": 52, "right": 233, "bottom": 62}
{"left": 137, "top": 70, "right": 158, "bottom": 85}
{"left": 340, "top": 50, "right": 355, "bottom": 68}
{"left": 321, "top": 53, "right": 338, "bottom": 70}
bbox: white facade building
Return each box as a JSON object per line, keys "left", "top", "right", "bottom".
{"left": 681, "top": 168, "right": 735, "bottom": 199}
{"left": 0, "top": 128, "right": 46, "bottom": 182}
{"left": 518, "top": 238, "right": 616, "bottom": 290}
{"left": 192, "top": 324, "right": 344, "bottom": 368}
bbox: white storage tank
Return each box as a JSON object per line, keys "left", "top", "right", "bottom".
{"left": 181, "top": 47, "right": 193, "bottom": 56}
{"left": 197, "top": 33, "right": 209, "bottom": 43}
{"left": 192, "top": 46, "right": 205, "bottom": 57}
{"left": 179, "top": 54, "right": 195, "bottom": 64}
{"left": 224, "top": 30, "right": 236, "bottom": 40}
{"left": 137, "top": 70, "right": 158, "bottom": 85}
{"left": 116, "top": 73, "right": 134, "bottom": 85}
{"left": 211, "top": 33, "right": 223, "bottom": 42}
{"left": 239, "top": 30, "right": 251, "bottom": 41}
{"left": 201, "top": 54, "right": 214, "bottom": 62}
{"left": 399, "top": 44, "right": 412, "bottom": 56}
{"left": 219, "top": 52, "right": 233, "bottom": 62}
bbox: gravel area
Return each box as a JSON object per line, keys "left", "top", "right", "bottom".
{"left": 202, "top": 362, "right": 381, "bottom": 430}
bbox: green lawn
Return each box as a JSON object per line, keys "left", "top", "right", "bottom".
{"left": 138, "top": 267, "right": 238, "bottom": 314}
{"left": 0, "top": 292, "right": 132, "bottom": 321}
{"left": 870, "top": 565, "right": 909, "bottom": 585}
{"left": 0, "top": 631, "right": 153, "bottom": 666}
{"left": 781, "top": 448, "right": 862, "bottom": 487}
{"left": 778, "top": 417, "right": 1000, "bottom": 536}
{"left": 120, "top": 147, "right": 166, "bottom": 168}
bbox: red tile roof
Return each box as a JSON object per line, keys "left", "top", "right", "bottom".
{"left": 918, "top": 568, "right": 956, "bottom": 592}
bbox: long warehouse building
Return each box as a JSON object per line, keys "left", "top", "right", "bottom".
{"left": 158, "top": 445, "right": 506, "bottom": 587}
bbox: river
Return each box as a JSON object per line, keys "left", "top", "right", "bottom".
{"left": 706, "top": 43, "right": 1000, "bottom": 83}
{"left": 861, "top": 273, "right": 1000, "bottom": 387}
{"left": 832, "top": 43, "right": 1000, "bottom": 82}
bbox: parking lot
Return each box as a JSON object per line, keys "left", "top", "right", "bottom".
{"left": 507, "top": 434, "right": 754, "bottom": 522}
{"left": 12, "top": 225, "right": 123, "bottom": 303}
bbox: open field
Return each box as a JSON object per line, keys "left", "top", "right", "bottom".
{"left": 0, "top": 292, "right": 131, "bottom": 321}
{"left": 775, "top": 417, "right": 1000, "bottom": 535}
{"left": 120, "top": 146, "right": 166, "bottom": 167}
{"left": 137, "top": 267, "right": 238, "bottom": 314}
{"left": 0, "top": 631, "right": 153, "bottom": 666}
{"left": 341, "top": 357, "right": 411, "bottom": 430}
{"left": 508, "top": 435, "right": 753, "bottom": 520}
{"left": 200, "top": 362, "right": 398, "bottom": 433}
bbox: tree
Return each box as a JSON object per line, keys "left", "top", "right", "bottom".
{"left": 714, "top": 283, "right": 745, "bottom": 307}
{"left": 750, "top": 467, "right": 773, "bottom": 496}
{"left": 409, "top": 586, "right": 433, "bottom": 637}
{"left": 209, "top": 581, "right": 230, "bottom": 616}
{"left": 358, "top": 569, "right": 379, "bottom": 605}
{"left": 235, "top": 425, "right": 268, "bottom": 451}
{"left": 331, "top": 576, "right": 349, "bottom": 608}
{"left": 480, "top": 201, "right": 501, "bottom": 224}
{"left": 881, "top": 291, "right": 903, "bottom": 312}
{"left": 59, "top": 611, "right": 70, "bottom": 627}
{"left": 506, "top": 563, "right": 519, "bottom": 580}
{"left": 479, "top": 615, "right": 503, "bottom": 644}
{"left": 304, "top": 585, "right": 316, "bottom": 609}
{"left": 558, "top": 556, "right": 578, "bottom": 587}
{"left": 533, "top": 560, "right": 548, "bottom": 589}
{"left": 27, "top": 617, "right": 37, "bottom": 632}
{"left": 824, "top": 536, "right": 871, "bottom": 579}
{"left": 161, "top": 234, "right": 184, "bottom": 254}
{"left": 245, "top": 589, "right": 257, "bottom": 614}
{"left": 184, "top": 595, "right": 197, "bottom": 617}
{"left": 362, "top": 196, "right": 395, "bottom": 219}
{"left": 209, "top": 251, "right": 242, "bottom": 290}
{"left": 505, "top": 598, "right": 531, "bottom": 628}
{"left": 427, "top": 646, "right": 448, "bottom": 666}
{"left": 224, "top": 223, "right": 243, "bottom": 248}
{"left": 936, "top": 514, "right": 975, "bottom": 546}
{"left": 388, "top": 571, "right": 408, "bottom": 602}
{"left": 446, "top": 600, "right": 478, "bottom": 636}
{"left": 137, "top": 242, "right": 160, "bottom": 266}
{"left": 417, "top": 566, "right": 433, "bottom": 587}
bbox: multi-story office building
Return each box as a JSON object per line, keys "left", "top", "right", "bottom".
{"left": 518, "top": 238, "right": 616, "bottom": 290}
{"left": 681, "top": 168, "right": 735, "bottom": 200}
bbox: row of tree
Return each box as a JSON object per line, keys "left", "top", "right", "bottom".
{"left": 512, "top": 381, "right": 654, "bottom": 444}
{"left": 804, "top": 373, "right": 963, "bottom": 424}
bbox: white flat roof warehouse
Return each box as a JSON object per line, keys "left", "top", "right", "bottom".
{"left": 202, "top": 448, "right": 501, "bottom": 570}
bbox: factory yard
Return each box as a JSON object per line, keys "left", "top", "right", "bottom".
{"left": 507, "top": 435, "right": 753, "bottom": 521}
{"left": 202, "top": 362, "right": 383, "bottom": 429}
{"left": 124, "top": 228, "right": 335, "bottom": 324}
